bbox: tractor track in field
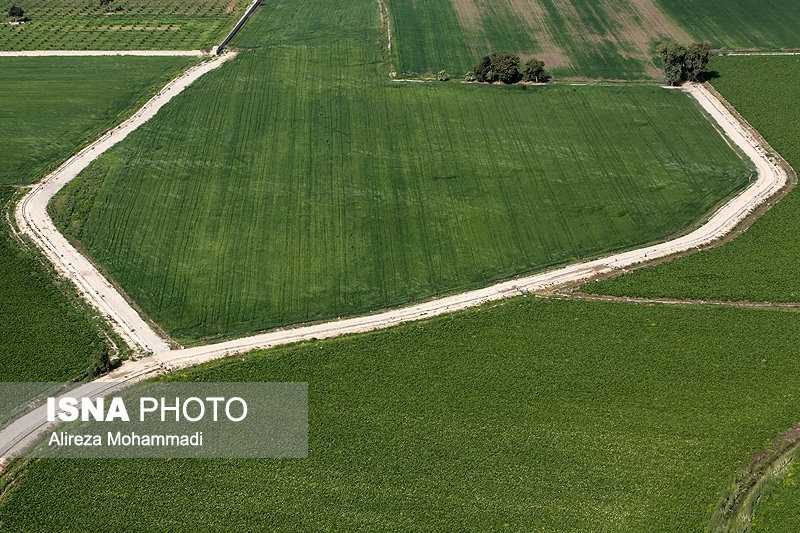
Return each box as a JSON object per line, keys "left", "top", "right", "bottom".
{"left": 0, "top": 76, "right": 793, "bottom": 463}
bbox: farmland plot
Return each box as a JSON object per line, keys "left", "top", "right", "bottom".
{"left": 0, "top": 0, "right": 244, "bottom": 50}
{"left": 655, "top": 0, "right": 800, "bottom": 50}
{"left": 749, "top": 457, "right": 800, "bottom": 532}
{"left": 389, "top": 0, "right": 693, "bottom": 79}
{"left": 49, "top": 0, "right": 750, "bottom": 343}
{"left": 0, "top": 56, "right": 194, "bottom": 186}
{"left": 3, "top": 298, "right": 800, "bottom": 529}
{"left": 0, "top": 188, "right": 107, "bottom": 381}
{"left": 586, "top": 56, "right": 800, "bottom": 302}
{"left": 0, "top": 56, "right": 192, "bottom": 382}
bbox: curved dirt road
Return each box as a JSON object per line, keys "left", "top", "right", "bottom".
{"left": 15, "top": 51, "right": 238, "bottom": 354}
{"left": 0, "top": 79, "right": 791, "bottom": 461}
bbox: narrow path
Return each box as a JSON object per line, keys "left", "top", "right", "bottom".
{"left": 541, "top": 291, "right": 800, "bottom": 311}
{"left": 1, "top": 79, "right": 791, "bottom": 462}
{"left": 0, "top": 50, "right": 208, "bottom": 57}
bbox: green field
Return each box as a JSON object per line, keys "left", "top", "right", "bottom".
{"left": 0, "top": 188, "right": 108, "bottom": 381}
{"left": 48, "top": 0, "right": 750, "bottom": 344}
{"left": 586, "top": 56, "right": 800, "bottom": 302}
{"left": 0, "top": 56, "right": 193, "bottom": 186}
{"left": 2, "top": 298, "right": 800, "bottom": 529}
{"left": 0, "top": 55, "right": 193, "bottom": 382}
{"left": 388, "top": 0, "right": 694, "bottom": 80}
{"left": 655, "top": 0, "right": 800, "bottom": 49}
{"left": 751, "top": 456, "right": 800, "bottom": 531}
{"left": 0, "top": 0, "right": 243, "bottom": 51}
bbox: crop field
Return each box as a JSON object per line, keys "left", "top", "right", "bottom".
{"left": 655, "top": 0, "right": 800, "bottom": 50}
{"left": 2, "top": 298, "right": 800, "bottom": 529}
{"left": 388, "top": 0, "right": 693, "bottom": 79}
{"left": 0, "top": 188, "right": 107, "bottom": 381}
{"left": 0, "top": 0, "right": 244, "bottom": 50}
{"left": 49, "top": 6, "right": 750, "bottom": 344}
{"left": 0, "top": 56, "right": 194, "bottom": 186}
{"left": 0, "top": 56, "right": 193, "bottom": 383}
{"left": 586, "top": 56, "right": 800, "bottom": 302}
{"left": 749, "top": 457, "right": 800, "bottom": 532}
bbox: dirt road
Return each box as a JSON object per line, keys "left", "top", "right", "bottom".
{"left": 14, "top": 51, "right": 238, "bottom": 354}
{"left": 1, "top": 79, "right": 791, "bottom": 460}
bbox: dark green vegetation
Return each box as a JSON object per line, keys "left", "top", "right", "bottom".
{"left": 0, "top": 56, "right": 193, "bottom": 186}
{"left": 0, "top": 188, "right": 106, "bottom": 381}
{"left": 471, "top": 52, "right": 522, "bottom": 83}
{"left": 50, "top": 0, "right": 750, "bottom": 344}
{"left": 587, "top": 56, "right": 800, "bottom": 302}
{"left": 3, "top": 298, "right": 800, "bottom": 529}
{"left": 751, "top": 457, "right": 800, "bottom": 532}
{"left": 657, "top": 40, "right": 711, "bottom": 85}
{"left": 0, "top": 0, "right": 243, "bottom": 50}
{"left": 388, "top": 0, "right": 693, "bottom": 80}
{"left": 655, "top": 0, "right": 800, "bottom": 50}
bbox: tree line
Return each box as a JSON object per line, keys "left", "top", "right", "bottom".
{"left": 465, "top": 53, "right": 550, "bottom": 84}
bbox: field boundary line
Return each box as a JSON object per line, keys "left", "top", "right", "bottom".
{"left": 215, "top": 0, "right": 262, "bottom": 54}
{"left": 1, "top": 82, "right": 792, "bottom": 463}
{"left": 537, "top": 291, "right": 800, "bottom": 311}
{"left": 0, "top": 50, "right": 208, "bottom": 57}
{"left": 15, "top": 52, "right": 238, "bottom": 355}
{"left": 715, "top": 50, "right": 800, "bottom": 57}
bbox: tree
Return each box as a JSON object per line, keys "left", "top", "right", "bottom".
{"left": 7, "top": 4, "right": 24, "bottom": 21}
{"left": 437, "top": 70, "right": 449, "bottom": 82}
{"left": 491, "top": 53, "right": 522, "bottom": 84}
{"left": 657, "top": 40, "right": 712, "bottom": 85}
{"left": 685, "top": 42, "right": 711, "bottom": 82}
{"left": 464, "top": 70, "right": 476, "bottom": 82}
{"left": 472, "top": 53, "right": 522, "bottom": 84}
{"left": 473, "top": 55, "right": 493, "bottom": 82}
{"left": 658, "top": 41, "right": 687, "bottom": 85}
{"left": 523, "top": 58, "right": 549, "bottom": 83}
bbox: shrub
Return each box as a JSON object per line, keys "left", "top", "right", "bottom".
{"left": 8, "top": 4, "right": 24, "bottom": 21}
{"left": 523, "top": 58, "right": 549, "bottom": 83}
{"left": 437, "top": 70, "right": 449, "bottom": 82}
{"left": 464, "top": 70, "right": 476, "bottom": 82}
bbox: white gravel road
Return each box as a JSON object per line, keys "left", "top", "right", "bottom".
{"left": 15, "top": 51, "right": 238, "bottom": 354}
{"left": 0, "top": 80, "right": 791, "bottom": 461}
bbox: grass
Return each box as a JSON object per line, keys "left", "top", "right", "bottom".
{"left": 585, "top": 56, "right": 800, "bottom": 302}
{"left": 2, "top": 298, "right": 800, "bottom": 529}
{"left": 0, "top": 55, "right": 193, "bottom": 382}
{"left": 0, "top": 188, "right": 107, "bottom": 381}
{"left": 751, "top": 456, "right": 800, "bottom": 532}
{"left": 0, "top": 0, "right": 243, "bottom": 51}
{"left": 0, "top": 56, "right": 194, "bottom": 186}
{"left": 387, "top": 0, "right": 691, "bottom": 80}
{"left": 655, "top": 0, "right": 800, "bottom": 49}
{"left": 48, "top": 2, "right": 750, "bottom": 343}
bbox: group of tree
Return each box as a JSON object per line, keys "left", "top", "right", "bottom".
{"left": 466, "top": 53, "right": 550, "bottom": 84}
{"left": 657, "top": 41, "right": 712, "bottom": 86}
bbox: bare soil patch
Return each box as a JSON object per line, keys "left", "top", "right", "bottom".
{"left": 507, "top": 0, "right": 571, "bottom": 69}
{"left": 451, "top": 0, "right": 483, "bottom": 31}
